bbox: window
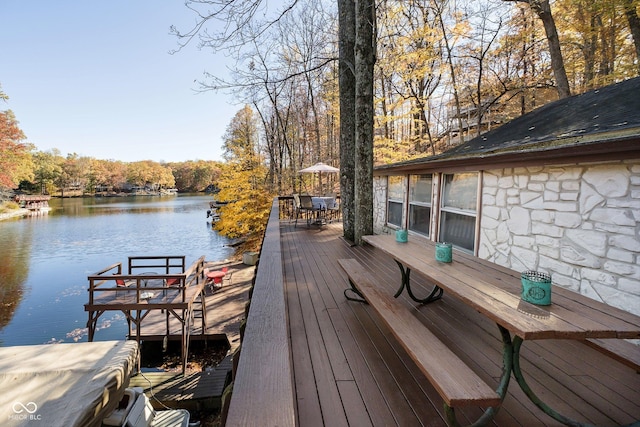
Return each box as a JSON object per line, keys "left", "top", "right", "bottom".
{"left": 439, "top": 173, "right": 478, "bottom": 252}
{"left": 387, "top": 176, "right": 404, "bottom": 227}
{"left": 408, "top": 174, "right": 432, "bottom": 236}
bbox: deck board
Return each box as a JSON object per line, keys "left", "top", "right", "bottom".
{"left": 281, "top": 221, "right": 640, "bottom": 426}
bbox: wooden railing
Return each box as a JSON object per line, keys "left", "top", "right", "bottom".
{"left": 86, "top": 255, "right": 206, "bottom": 306}
{"left": 127, "top": 255, "right": 186, "bottom": 275}
{"left": 224, "top": 199, "right": 295, "bottom": 427}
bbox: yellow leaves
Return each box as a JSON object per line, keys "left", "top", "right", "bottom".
{"left": 373, "top": 137, "right": 413, "bottom": 166}
{"left": 0, "top": 109, "right": 32, "bottom": 189}
{"left": 126, "top": 161, "right": 175, "bottom": 188}
{"left": 214, "top": 165, "right": 273, "bottom": 239}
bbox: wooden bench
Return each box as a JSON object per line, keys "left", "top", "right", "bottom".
{"left": 585, "top": 338, "right": 640, "bottom": 373}
{"left": 338, "top": 258, "right": 502, "bottom": 420}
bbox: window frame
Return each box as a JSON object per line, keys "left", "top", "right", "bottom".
{"left": 438, "top": 172, "right": 479, "bottom": 253}
{"left": 386, "top": 175, "right": 405, "bottom": 228}
{"left": 408, "top": 174, "right": 433, "bottom": 237}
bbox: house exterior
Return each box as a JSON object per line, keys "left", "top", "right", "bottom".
{"left": 373, "top": 77, "right": 640, "bottom": 317}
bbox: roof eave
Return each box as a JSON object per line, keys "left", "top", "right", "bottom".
{"left": 374, "top": 128, "right": 640, "bottom": 175}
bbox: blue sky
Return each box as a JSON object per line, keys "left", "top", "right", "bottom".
{"left": 1, "top": 1, "right": 238, "bottom": 163}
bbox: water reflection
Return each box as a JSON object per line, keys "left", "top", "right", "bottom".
{"left": 0, "top": 194, "right": 233, "bottom": 346}
{"left": 0, "top": 223, "right": 32, "bottom": 331}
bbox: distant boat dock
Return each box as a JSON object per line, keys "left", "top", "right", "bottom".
{"left": 14, "top": 194, "right": 51, "bottom": 213}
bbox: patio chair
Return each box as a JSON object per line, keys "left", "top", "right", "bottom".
{"left": 327, "top": 197, "right": 340, "bottom": 222}
{"left": 162, "top": 277, "right": 182, "bottom": 296}
{"left": 293, "top": 194, "right": 313, "bottom": 227}
{"left": 113, "top": 276, "right": 135, "bottom": 296}
{"left": 300, "top": 195, "right": 321, "bottom": 227}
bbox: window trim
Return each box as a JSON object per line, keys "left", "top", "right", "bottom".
{"left": 408, "top": 174, "right": 433, "bottom": 237}
{"left": 438, "top": 172, "right": 479, "bottom": 253}
{"left": 386, "top": 175, "right": 405, "bottom": 228}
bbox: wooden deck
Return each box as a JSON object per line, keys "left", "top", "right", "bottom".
{"left": 280, "top": 221, "right": 640, "bottom": 426}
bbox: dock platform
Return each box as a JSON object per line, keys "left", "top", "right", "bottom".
{"left": 85, "top": 257, "right": 254, "bottom": 410}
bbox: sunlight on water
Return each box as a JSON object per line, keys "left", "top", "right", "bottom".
{"left": 0, "top": 194, "right": 233, "bottom": 346}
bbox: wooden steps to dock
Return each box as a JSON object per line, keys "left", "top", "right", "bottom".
{"left": 130, "top": 355, "right": 233, "bottom": 411}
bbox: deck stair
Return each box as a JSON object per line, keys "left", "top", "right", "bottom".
{"left": 129, "top": 361, "right": 231, "bottom": 411}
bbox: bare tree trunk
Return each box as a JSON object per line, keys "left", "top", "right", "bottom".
{"left": 506, "top": 0, "right": 570, "bottom": 98}
{"left": 305, "top": 72, "right": 323, "bottom": 163}
{"left": 623, "top": 0, "right": 640, "bottom": 73}
{"left": 529, "top": 0, "right": 571, "bottom": 98}
{"left": 435, "top": 3, "right": 465, "bottom": 144}
{"left": 339, "top": 0, "right": 356, "bottom": 242}
{"left": 354, "top": 0, "right": 376, "bottom": 245}
{"left": 253, "top": 103, "right": 277, "bottom": 191}
{"left": 379, "top": 70, "right": 391, "bottom": 141}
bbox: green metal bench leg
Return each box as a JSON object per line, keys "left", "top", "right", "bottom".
{"left": 512, "top": 336, "right": 640, "bottom": 427}
{"left": 394, "top": 260, "right": 443, "bottom": 304}
{"left": 444, "top": 325, "right": 512, "bottom": 427}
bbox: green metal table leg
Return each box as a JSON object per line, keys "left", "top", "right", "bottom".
{"left": 394, "top": 260, "right": 443, "bottom": 303}
{"left": 444, "top": 325, "right": 512, "bottom": 426}
{"left": 512, "top": 336, "right": 640, "bottom": 427}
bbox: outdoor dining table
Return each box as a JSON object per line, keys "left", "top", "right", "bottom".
{"left": 205, "top": 269, "right": 227, "bottom": 291}
{"left": 362, "top": 234, "right": 640, "bottom": 426}
{"left": 311, "top": 196, "right": 335, "bottom": 210}
{"left": 310, "top": 196, "right": 335, "bottom": 224}
{"left": 140, "top": 271, "right": 160, "bottom": 287}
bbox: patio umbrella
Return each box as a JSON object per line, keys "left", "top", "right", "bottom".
{"left": 298, "top": 162, "right": 339, "bottom": 194}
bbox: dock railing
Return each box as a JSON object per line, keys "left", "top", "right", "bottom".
{"left": 86, "top": 255, "right": 208, "bottom": 373}
{"left": 86, "top": 255, "right": 205, "bottom": 307}
{"left": 224, "top": 198, "right": 296, "bottom": 427}
{"left": 127, "top": 255, "right": 186, "bottom": 275}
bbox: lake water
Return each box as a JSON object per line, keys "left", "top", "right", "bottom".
{"left": 0, "top": 194, "right": 233, "bottom": 347}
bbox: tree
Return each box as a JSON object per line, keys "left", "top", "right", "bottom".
{"left": 338, "top": 0, "right": 356, "bottom": 242}
{"left": 87, "top": 158, "right": 115, "bottom": 192}
{"left": 354, "top": 0, "right": 376, "bottom": 244}
{"left": 506, "top": 0, "right": 571, "bottom": 98}
{"left": 0, "top": 96, "right": 33, "bottom": 189}
{"left": 215, "top": 106, "right": 273, "bottom": 246}
{"left": 389, "top": 0, "right": 443, "bottom": 154}
{"left": 126, "top": 161, "right": 175, "bottom": 191}
{"left": 623, "top": 0, "right": 640, "bottom": 73}
{"left": 170, "top": 160, "right": 222, "bottom": 192}
{"left": 32, "top": 150, "right": 62, "bottom": 195}
{"left": 222, "top": 105, "right": 260, "bottom": 168}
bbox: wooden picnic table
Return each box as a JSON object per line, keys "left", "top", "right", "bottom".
{"left": 362, "top": 234, "right": 640, "bottom": 426}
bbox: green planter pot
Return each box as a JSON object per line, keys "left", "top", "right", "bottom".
{"left": 435, "top": 242, "right": 452, "bottom": 263}
{"left": 521, "top": 271, "right": 552, "bottom": 305}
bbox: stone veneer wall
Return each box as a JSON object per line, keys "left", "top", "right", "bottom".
{"left": 373, "top": 161, "right": 640, "bottom": 316}
{"left": 479, "top": 161, "right": 640, "bottom": 316}
{"left": 373, "top": 176, "right": 391, "bottom": 234}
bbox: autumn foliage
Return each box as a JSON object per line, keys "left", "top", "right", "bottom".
{"left": 0, "top": 107, "right": 33, "bottom": 190}
{"left": 214, "top": 106, "right": 273, "bottom": 248}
